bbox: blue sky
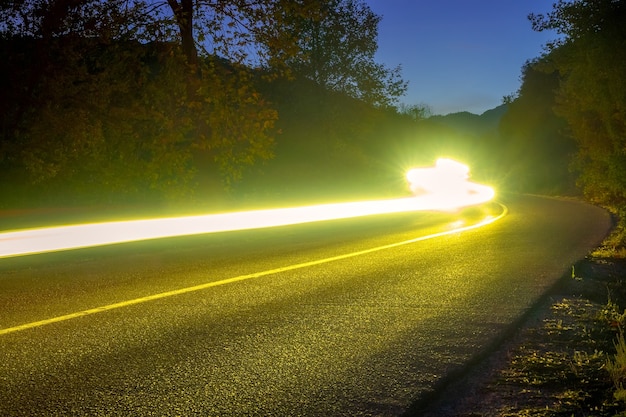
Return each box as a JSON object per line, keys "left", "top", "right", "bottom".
{"left": 366, "top": 0, "right": 558, "bottom": 115}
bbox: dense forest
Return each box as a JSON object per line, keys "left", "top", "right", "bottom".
{"left": 0, "top": 0, "right": 410, "bottom": 209}
{"left": 0, "top": 0, "right": 625, "bottom": 229}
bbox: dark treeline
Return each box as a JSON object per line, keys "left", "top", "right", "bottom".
{"left": 267, "top": 0, "right": 626, "bottom": 213}
{"left": 0, "top": 0, "right": 406, "bottom": 210}
{"left": 0, "top": 36, "right": 278, "bottom": 207}
{"left": 1, "top": 0, "right": 625, "bottom": 224}
{"left": 498, "top": 62, "right": 574, "bottom": 194}
{"left": 501, "top": 0, "right": 626, "bottom": 222}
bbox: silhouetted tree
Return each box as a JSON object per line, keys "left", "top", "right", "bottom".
{"left": 397, "top": 103, "right": 432, "bottom": 122}
{"left": 0, "top": 0, "right": 408, "bottom": 206}
{"left": 281, "top": 0, "right": 407, "bottom": 107}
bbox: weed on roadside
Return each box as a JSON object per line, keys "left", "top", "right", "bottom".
{"left": 606, "top": 329, "right": 626, "bottom": 402}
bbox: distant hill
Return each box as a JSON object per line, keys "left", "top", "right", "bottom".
{"left": 425, "top": 104, "right": 508, "bottom": 137}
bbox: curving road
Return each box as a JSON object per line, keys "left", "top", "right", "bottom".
{"left": 0, "top": 194, "right": 611, "bottom": 416}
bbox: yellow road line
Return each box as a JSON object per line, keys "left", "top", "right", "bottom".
{"left": 0, "top": 204, "right": 507, "bottom": 336}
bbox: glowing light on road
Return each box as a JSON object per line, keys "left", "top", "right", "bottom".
{"left": 0, "top": 205, "right": 509, "bottom": 336}
{"left": 0, "top": 159, "right": 495, "bottom": 258}
{"left": 406, "top": 158, "right": 495, "bottom": 209}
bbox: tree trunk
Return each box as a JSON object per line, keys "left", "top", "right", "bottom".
{"left": 167, "top": 0, "right": 199, "bottom": 68}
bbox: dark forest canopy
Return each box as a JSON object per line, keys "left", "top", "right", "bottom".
{"left": 0, "top": 0, "right": 408, "bottom": 207}
{"left": 0, "top": 36, "right": 279, "bottom": 204}
{"left": 4, "top": 0, "right": 624, "bottom": 215}
{"left": 0, "top": 0, "right": 406, "bottom": 105}
{"left": 528, "top": 0, "right": 626, "bottom": 213}
{"left": 281, "top": 0, "right": 407, "bottom": 107}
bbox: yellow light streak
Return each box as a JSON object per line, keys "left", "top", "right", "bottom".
{"left": 0, "top": 159, "right": 495, "bottom": 258}
{"left": 0, "top": 204, "right": 508, "bottom": 336}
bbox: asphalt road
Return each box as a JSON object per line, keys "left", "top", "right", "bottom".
{"left": 0, "top": 194, "right": 611, "bottom": 416}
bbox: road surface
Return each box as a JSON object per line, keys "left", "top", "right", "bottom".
{"left": 0, "top": 194, "right": 611, "bottom": 416}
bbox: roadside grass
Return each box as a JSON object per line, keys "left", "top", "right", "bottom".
{"left": 606, "top": 329, "right": 626, "bottom": 403}
{"left": 424, "top": 224, "right": 626, "bottom": 416}
{"left": 592, "top": 217, "right": 626, "bottom": 259}
{"left": 488, "top": 216, "right": 626, "bottom": 416}
{"left": 489, "top": 289, "right": 624, "bottom": 417}
{"left": 602, "top": 217, "right": 626, "bottom": 409}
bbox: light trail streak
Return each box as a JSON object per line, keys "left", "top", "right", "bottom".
{"left": 0, "top": 159, "right": 495, "bottom": 258}
{"left": 0, "top": 203, "right": 508, "bottom": 336}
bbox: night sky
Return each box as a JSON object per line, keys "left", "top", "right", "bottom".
{"left": 366, "top": 0, "right": 558, "bottom": 115}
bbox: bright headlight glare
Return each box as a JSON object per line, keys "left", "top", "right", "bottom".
{"left": 0, "top": 159, "right": 494, "bottom": 258}
{"left": 406, "top": 158, "right": 494, "bottom": 208}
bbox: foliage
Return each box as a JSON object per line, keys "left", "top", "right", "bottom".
{"left": 1, "top": 37, "right": 278, "bottom": 204}
{"left": 0, "top": 0, "right": 406, "bottom": 206}
{"left": 0, "top": 0, "right": 315, "bottom": 66}
{"left": 592, "top": 221, "right": 626, "bottom": 259}
{"left": 281, "top": 0, "right": 407, "bottom": 107}
{"left": 0, "top": 1, "right": 307, "bottom": 204}
{"left": 236, "top": 75, "right": 403, "bottom": 204}
{"left": 529, "top": 0, "right": 626, "bottom": 213}
{"left": 397, "top": 103, "right": 432, "bottom": 122}
{"left": 498, "top": 58, "right": 574, "bottom": 194}
{"left": 607, "top": 329, "right": 626, "bottom": 402}
{"left": 194, "top": 59, "right": 278, "bottom": 188}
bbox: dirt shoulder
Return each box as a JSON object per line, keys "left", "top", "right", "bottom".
{"left": 418, "top": 256, "right": 626, "bottom": 417}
